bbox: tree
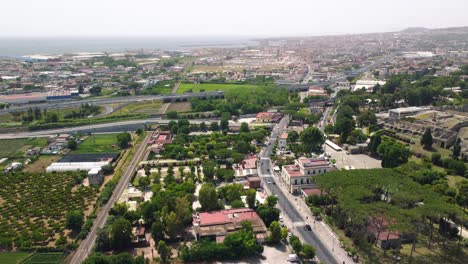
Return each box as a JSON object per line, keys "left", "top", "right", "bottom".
{"left": 266, "top": 195, "right": 278, "bottom": 207}
{"left": 45, "top": 112, "right": 59, "bottom": 123}
{"left": 453, "top": 138, "right": 462, "bottom": 159}
{"left": 175, "top": 197, "right": 192, "bottom": 225}
{"left": 95, "top": 228, "right": 111, "bottom": 252}
{"left": 240, "top": 122, "right": 250, "bottom": 133}
{"left": 116, "top": 132, "right": 132, "bottom": 149}
{"left": 66, "top": 210, "right": 84, "bottom": 232}
{"left": 220, "top": 117, "right": 229, "bottom": 132}
{"left": 200, "top": 122, "right": 207, "bottom": 132}
{"left": 377, "top": 140, "right": 410, "bottom": 168}
{"left": 432, "top": 152, "right": 442, "bottom": 166}
{"left": 199, "top": 183, "right": 218, "bottom": 211}
{"left": 231, "top": 199, "right": 245, "bottom": 208}
{"left": 300, "top": 127, "right": 324, "bottom": 152}
{"left": 287, "top": 131, "right": 299, "bottom": 143}
{"left": 421, "top": 128, "right": 433, "bottom": 150}
{"left": 246, "top": 189, "right": 256, "bottom": 209}
{"left": 268, "top": 221, "right": 282, "bottom": 243}
{"left": 289, "top": 235, "right": 303, "bottom": 254}
{"left": 136, "top": 128, "right": 143, "bottom": 135}
{"left": 33, "top": 107, "right": 42, "bottom": 120}
{"left": 110, "top": 218, "right": 132, "bottom": 250}
{"left": 347, "top": 129, "right": 367, "bottom": 145}
{"left": 368, "top": 134, "right": 382, "bottom": 155}
{"left": 68, "top": 139, "right": 78, "bottom": 150}
{"left": 165, "top": 211, "right": 181, "bottom": 239}
{"left": 151, "top": 217, "right": 165, "bottom": 243}
{"left": 157, "top": 240, "right": 171, "bottom": 263}
{"left": 210, "top": 121, "right": 219, "bottom": 131}
{"left": 302, "top": 244, "right": 316, "bottom": 259}
{"left": 138, "top": 176, "right": 150, "bottom": 190}
{"left": 89, "top": 85, "right": 102, "bottom": 96}
{"left": 166, "top": 111, "right": 178, "bottom": 119}
{"left": 203, "top": 161, "right": 216, "bottom": 181}
{"left": 256, "top": 205, "right": 280, "bottom": 227}
{"left": 357, "top": 110, "right": 377, "bottom": 127}
{"left": 281, "top": 227, "right": 289, "bottom": 240}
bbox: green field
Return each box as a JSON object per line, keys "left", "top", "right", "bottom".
{"left": 72, "top": 134, "right": 121, "bottom": 154}
{"left": 22, "top": 252, "right": 64, "bottom": 264}
{"left": 0, "top": 252, "right": 31, "bottom": 264}
{"left": 0, "top": 138, "right": 48, "bottom": 158}
{"left": 177, "top": 83, "right": 262, "bottom": 94}
{"left": 110, "top": 100, "right": 162, "bottom": 117}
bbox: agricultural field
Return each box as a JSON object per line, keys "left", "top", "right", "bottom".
{"left": 141, "top": 80, "right": 175, "bottom": 95}
{"left": 177, "top": 83, "right": 262, "bottom": 94}
{"left": 109, "top": 100, "right": 163, "bottom": 117}
{"left": 23, "top": 156, "right": 62, "bottom": 173}
{"left": 72, "top": 134, "right": 121, "bottom": 154}
{"left": 22, "top": 252, "right": 64, "bottom": 264}
{"left": 166, "top": 102, "right": 192, "bottom": 112}
{"left": 0, "top": 172, "right": 97, "bottom": 248}
{"left": 0, "top": 252, "right": 31, "bottom": 264}
{"left": 0, "top": 138, "right": 48, "bottom": 158}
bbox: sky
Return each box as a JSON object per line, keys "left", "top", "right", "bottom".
{"left": 2, "top": 0, "right": 468, "bottom": 37}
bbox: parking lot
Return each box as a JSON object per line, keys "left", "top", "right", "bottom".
{"left": 324, "top": 145, "right": 382, "bottom": 169}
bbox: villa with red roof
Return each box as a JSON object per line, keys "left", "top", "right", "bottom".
{"left": 255, "top": 112, "right": 283, "bottom": 123}
{"left": 281, "top": 157, "right": 335, "bottom": 194}
{"left": 193, "top": 208, "right": 268, "bottom": 243}
{"left": 367, "top": 216, "right": 402, "bottom": 249}
{"left": 148, "top": 130, "right": 173, "bottom": 153}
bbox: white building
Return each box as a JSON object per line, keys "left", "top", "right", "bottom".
{"left": 353, "top": 80, "right": 386, "bottom": 92}
{"left": 46, "top": 161, "right": 110, "bottom": 172}
{"left": 388, "top": 106, "right": 430, "bottom": 120}
{"left": 281, "top": 157, "right": 335, "bottom": 194}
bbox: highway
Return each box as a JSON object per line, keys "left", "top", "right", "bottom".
{"left": 258, "top": 116, "right": 338, "bottom": 264}
{"left": 70, "top": 133, "right": 150, "bottom": 264}
{"left": 0, "top": 91, "right": 224, "bottom": 114}
{"left": 0, "top": 118, "right": 218, "bottom": 139}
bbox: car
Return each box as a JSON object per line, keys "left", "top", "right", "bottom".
{"left": 267, "top": 180, "right": 272, "bottom": 184}
{"left": 304, "top": 224, "right": 312, "bottom": 231}
{"left": 272, "top": 182, "right": 276, "bottom": 185}
{"left": 287, "top": 254, "right": 299, "bottom": 263}
{"left": 279, "top": 216, "right": 284, "bottom": 222}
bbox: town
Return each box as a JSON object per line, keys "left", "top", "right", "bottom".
{"left": 1, "top": 22, "right": 468, "bottom": 264}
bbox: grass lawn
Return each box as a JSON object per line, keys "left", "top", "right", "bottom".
{"left": 110, "top": 100, "right": 163, "bottom": 116}
{"left": 447, "top": 175, "right": 466, "bottom": 188}
{"left": 23, "top": 155, "right": 62, "bottom": 173}
{"left": 0, "top": 252, "right": 32, "bottom": 264}
{"left": 177, "top": 83, "right": 262, "bottom": 94}
{"left": 72, "top": 134, "right": 121, "bottom": 154}
{"left": 0, "top": 138, "right": 48, "bottom": 158}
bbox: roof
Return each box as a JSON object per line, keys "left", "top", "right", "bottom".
{"left": 298, "top": 157, "right": 330, "bottom": 168}
{"left": 279, "top": 132, "right": 288, "bottom": 140}
{"left": 242, "top": 158, "right": 257, "bottom": 169}
{"left": 301, "top": 188, "right": 322, "bottom": 197}
{"left": 284, "top": 165, "right": 304, "bottom": 177}
{"left": 195, "top": 208, "right": 262, "bottom": 226}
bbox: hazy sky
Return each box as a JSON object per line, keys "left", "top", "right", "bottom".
{"left": 2, "top": 0, "right": 468, "bottom": 37}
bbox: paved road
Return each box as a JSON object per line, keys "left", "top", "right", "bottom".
{"left": 0, "top": 118, "right": 219, "bottom": 139}
{"left": 0, "top": 91, "right": 224, "bottom": 114}
{"left": 258, "top": 117, "right": 338, "bottom": 264}
{"left": 69, "top": 134, "right": 150, "bottom": 264}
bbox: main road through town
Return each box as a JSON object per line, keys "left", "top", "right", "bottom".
{"left": 258, "top": 116, "right": 338, "bottom": 264}
{"left": 69, "top": 133, "right": 150, "bottom": 264}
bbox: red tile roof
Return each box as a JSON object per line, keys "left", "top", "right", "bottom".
{"left": 195, "top": 208, "right": 262, "bottom": 226}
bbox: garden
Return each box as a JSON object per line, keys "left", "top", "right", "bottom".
{"left": 0, "top": 172, "right": 98, "bottom": 250}
{"left": 72, "top": 134, "right": 122, "bottom": 154}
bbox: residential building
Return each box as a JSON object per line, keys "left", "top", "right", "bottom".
{"left": 193, "top": 208, "right": 268, "bottom": 243}
{"left": 255, "top": 112, "right": 283, "bottom": 123}
{"left": 278, "top": 132, "right": 288, "bottom": 150}
{"left": 367, "top": 216, "right": 402, "bottom": 250}
{"left": 281, "top": 157, "right": 335, "bottom": 194}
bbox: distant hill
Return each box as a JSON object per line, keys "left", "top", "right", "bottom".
{"left": 400, "top": 26, "right": 468, "bottom": 34}
{"left": 400, "top": 27, "right": 430, "bottom": 33}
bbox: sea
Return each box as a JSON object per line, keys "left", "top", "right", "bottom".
{"left": 0, "top": 37, "right": 258, "bottom": 58}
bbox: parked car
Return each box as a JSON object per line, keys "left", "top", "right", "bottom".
{"left": 304, "top": 224, "right": 312, "bottom": 231}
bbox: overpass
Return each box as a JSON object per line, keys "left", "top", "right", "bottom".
{"left": 0, "top": 91, "right": 224, "bottom": 114}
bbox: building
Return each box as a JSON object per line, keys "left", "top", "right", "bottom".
{"left": 367, "top": 216, "right": 402, "bottom": 250}
{"left": 0, "top": 93, "right": 47, "bottom": 104}
{"left": 88, "top": 167, "right": 104, "bottom": 185}
{"left": 281, "top": 157, "right": 335, "bottom": 194}
{"left": 193, "top": 208, "right": 268, "bottom": 243}
{"left": 353, "top": 80, "right": 386, "bottom": 92}
{"left": 233, "top": 157, "right": 258, "bottom": 182}
{"left": 4, "top": 162, "right": 22, "bottom": 173}
{"left": 388, "top": 107, "right": 430, "bottom": 120}
{"left": 46, "top": 160, "right": 111, "bottom": 173}
{"left": 46, "top": 90, "right": 73, "bottom": 100}
{"left": 308, "top": 86, "right": 327, "bottom": 97}
{"left": 148, "top": 130, "right": 173, "bottom": 154}
{"left": 255, "top": 112, "right": 283, "bottom": 123}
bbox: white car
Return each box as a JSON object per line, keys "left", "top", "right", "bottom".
{"left": 267, "top": 180, "right": 272, "bottom": 184}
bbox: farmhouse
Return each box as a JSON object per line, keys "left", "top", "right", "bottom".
{"left": 193, "top": 208, "right": 268, "bottom": 243}
{"left": 255, "top": 112, "right": 283, "bottom": 123}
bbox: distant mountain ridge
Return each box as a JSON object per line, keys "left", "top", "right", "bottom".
{"left": 400, "top": 26, "right": 468, "bottom": 33}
